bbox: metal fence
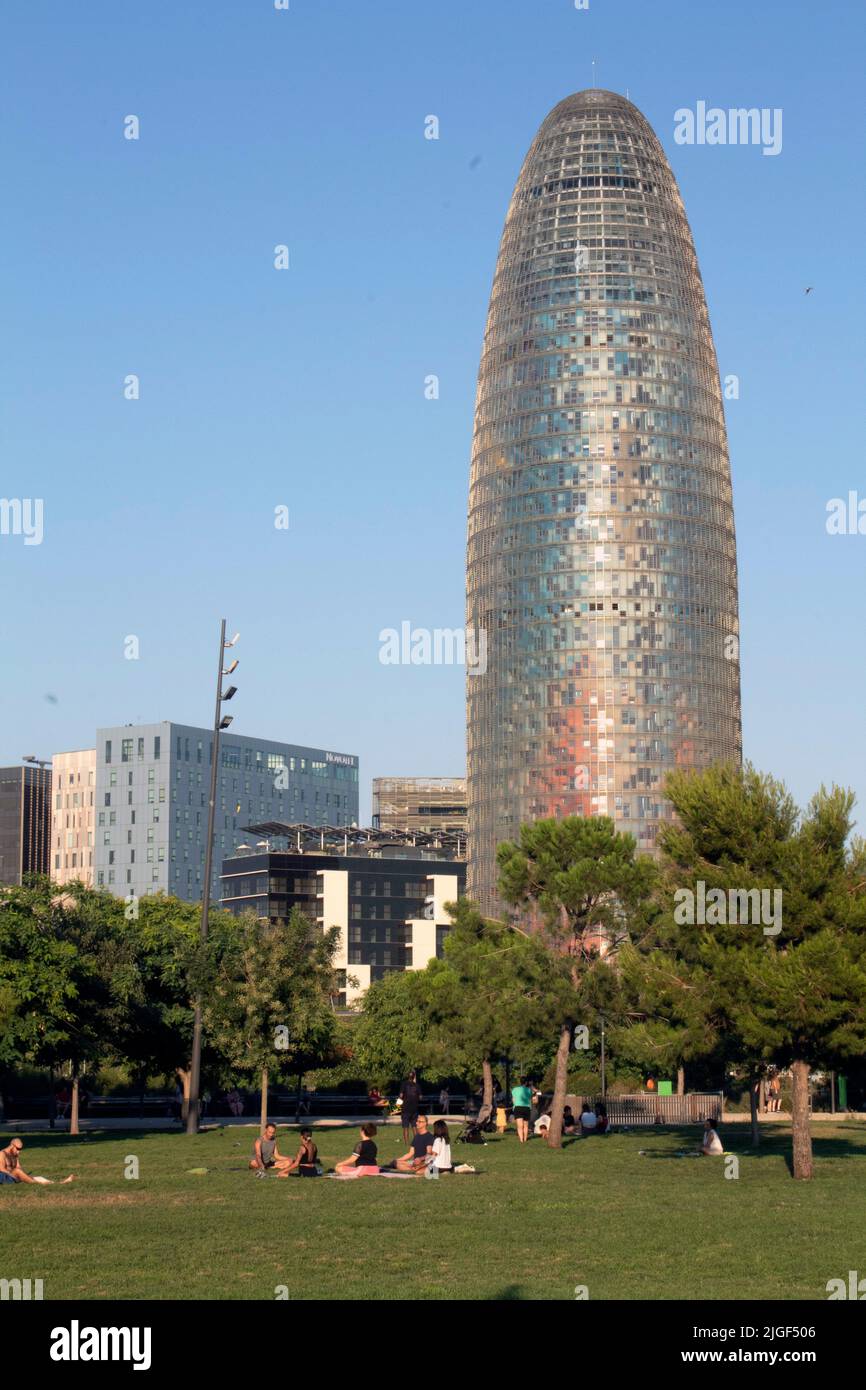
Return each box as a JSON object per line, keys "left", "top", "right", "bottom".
{"left": 568, "top": 1092, "right": 723, "bottom": 1127}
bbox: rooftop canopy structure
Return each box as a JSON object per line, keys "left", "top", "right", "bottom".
{"left": 240, "top": 822, "right": 467, "bottom": 857}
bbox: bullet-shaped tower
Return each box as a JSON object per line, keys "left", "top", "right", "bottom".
{"left": 466, "top": 90, "right": 741, "bottom": 914}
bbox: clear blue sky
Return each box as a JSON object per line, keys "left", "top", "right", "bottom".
{"left": 2, "top": 0, "right": 864, "bottom": 828}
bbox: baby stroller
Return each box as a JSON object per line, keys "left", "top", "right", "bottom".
{"left": 456, "top": 1101, "right": 495, "bottom": 1144}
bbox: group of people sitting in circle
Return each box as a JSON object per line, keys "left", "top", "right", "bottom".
{"left": 534, "top": 1101, "right": 609, "bottom": 1140}
{"left": 249, "top": 1113, "right": 453, "bottom": 1181}
{"left": 509, "top": 1076, "right": 609, "bottom": 1143}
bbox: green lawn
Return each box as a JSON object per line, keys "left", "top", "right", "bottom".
{"left": 3, "top": 1121, "right": 865, "bottom": 1300}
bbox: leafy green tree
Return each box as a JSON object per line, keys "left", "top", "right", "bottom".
{"left": 118, "top": 893, "right": 241, "bottom": 1122}
{"left": 423, "top": 898, "right": 568, "bottom": 1108}
{"left": 350, "top": 968, "right": 433, "bottom": 1090}
{"left": 0, "top": 878, "right": 138, "bottom": 1132}
{"left": 655, "top": 765, "right": 866, "bottom": 1179}
{"left": 203, "top": 907, "right": 340, "bottom": 1126}
{"left": 497, "top": 816, "right": 656, "bottom": 1148}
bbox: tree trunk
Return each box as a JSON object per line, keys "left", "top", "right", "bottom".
{"left": 177, "top": 1067, "right": 191, "bottom": 1127}
{"left": 546, "top": 1020, "right": 573, "bottom": 1150}
{"left": 481, "top": 1058, "right": 494, "bottom": 1111}
{"left": 749, "top": 1071, "right": 761, "bottom": 1147}
{"left": 260, "top": 1068, "right": 269, "bottom": 1129}
{"left": 70, "top": 1065, "right": 80, "bottom": 1137}
{"left": 676, "top": 1065, "right": 685, "bottom": 1096}
{"left": 791, "top": 1059, "right": 813, "bottom": 1180}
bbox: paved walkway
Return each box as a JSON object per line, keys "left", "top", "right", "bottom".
{"left": 2, "top": 1113, "right": 457, "bottom": 1133}
{"left": 5, "top": 1111, "right": 862, "bottom": 1133}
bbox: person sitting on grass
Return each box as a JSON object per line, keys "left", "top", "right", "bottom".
{"left": 562, "top": 1106, "right": 577, "bottom": 1135}
{"left": 249, "top": 1122, "right": 291, "bottom": 1177}
{"left": 334, "top": 1123, "right": 380, "bottom": 1178}
{"left": 700, "top": 1117, "right": 724, "bottom": 1156}
{"left": 0, "top": 1137, "right": 74, "bottom": 1185}
{"left": 280, "top": 1127, "right": 320, "bottom": 1177}
{"left": 533, "top": 1109, "right": 551, "bottom": 1137}
{"left": 395, "top": 1113, "right": 435, "bottom": 1173}
{"left": 580, "top": 1103, "right": 598, "bottom": 1135}
{"left": 595, "top": 1102, "right": 609, "bottom": 1134}
{"left": 431, "top": 1119, "right": 453, "bottom": 1174}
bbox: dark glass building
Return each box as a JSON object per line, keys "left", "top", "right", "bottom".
{"left": 0, "top": 764, "right": 52, "bottom": 886}
{"left": 221, "top": 843, "right": 465, "bottom": 1006}
{"left": 466, "top": 90, "right": 741, "bottom": 913}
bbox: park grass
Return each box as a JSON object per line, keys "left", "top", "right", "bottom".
{"left": 3, "top": 1120, "right": 865, "bottom": 1300}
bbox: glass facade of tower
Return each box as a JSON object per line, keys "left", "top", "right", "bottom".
{"left": 466, "top": 90, "right": 741, "bottom": 914}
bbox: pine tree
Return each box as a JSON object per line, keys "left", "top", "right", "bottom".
{"left": 496, "top": 817, "right": 656, "bottom": 1147}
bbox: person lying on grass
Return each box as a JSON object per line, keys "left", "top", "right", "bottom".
{"left": 394, "top": 1113, "right": 435, "bottom": 1173}
{"left": 0, "top": 1137, "right": 74, "bottom": 1185}
{"left": 249, "top": 1122, "right": 292, "bottom": 1177}
{"left": 334, "top": 1123, "right": 379, "bottom": 1178}
{"left": 280, "top": 1127, "right": 320, "bottom": 1177}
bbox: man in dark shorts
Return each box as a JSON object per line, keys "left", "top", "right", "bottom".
{"left": 395, "top": 1113, "right": 434, "bottom": 1173}
{"left": 249, "top": 1122, "right": 291, "bottom": 1176}
{"left": 399, "top": 1070, "right": 422, "bottom": 1144}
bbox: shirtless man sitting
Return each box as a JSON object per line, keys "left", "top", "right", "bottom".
{"left": 0, "top": 1137, "right": 74, "bottom": 1185}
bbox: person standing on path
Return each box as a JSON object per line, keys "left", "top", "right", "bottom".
{"left": 399, "top": 1070, "right": 422, "bottom": 1145}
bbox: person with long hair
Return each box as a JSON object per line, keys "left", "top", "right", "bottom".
{"left": 430, "top": 1119, "right": 452, "bottom": 1173}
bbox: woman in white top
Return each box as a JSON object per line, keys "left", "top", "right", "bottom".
{"left": 701, "top": 1118, "right": 724, "bottom": 1155}
{"left": 431, "top": 1119, "right": 453, "bottom": 1172}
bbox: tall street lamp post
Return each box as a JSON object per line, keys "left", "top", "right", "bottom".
{"left": 186, "top": 619, "right": 239, "bottom": 1135}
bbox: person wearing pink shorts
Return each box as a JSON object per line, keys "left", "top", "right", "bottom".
{"left": 334, "top": 1123, "right": 379, "bottom": 1178}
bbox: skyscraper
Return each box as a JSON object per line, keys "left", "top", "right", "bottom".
{"left": 466, "top": 90, "right": 741, "bottom": 914}
{"left": 0, "top": 764, "right": 52, "bottom": 886}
